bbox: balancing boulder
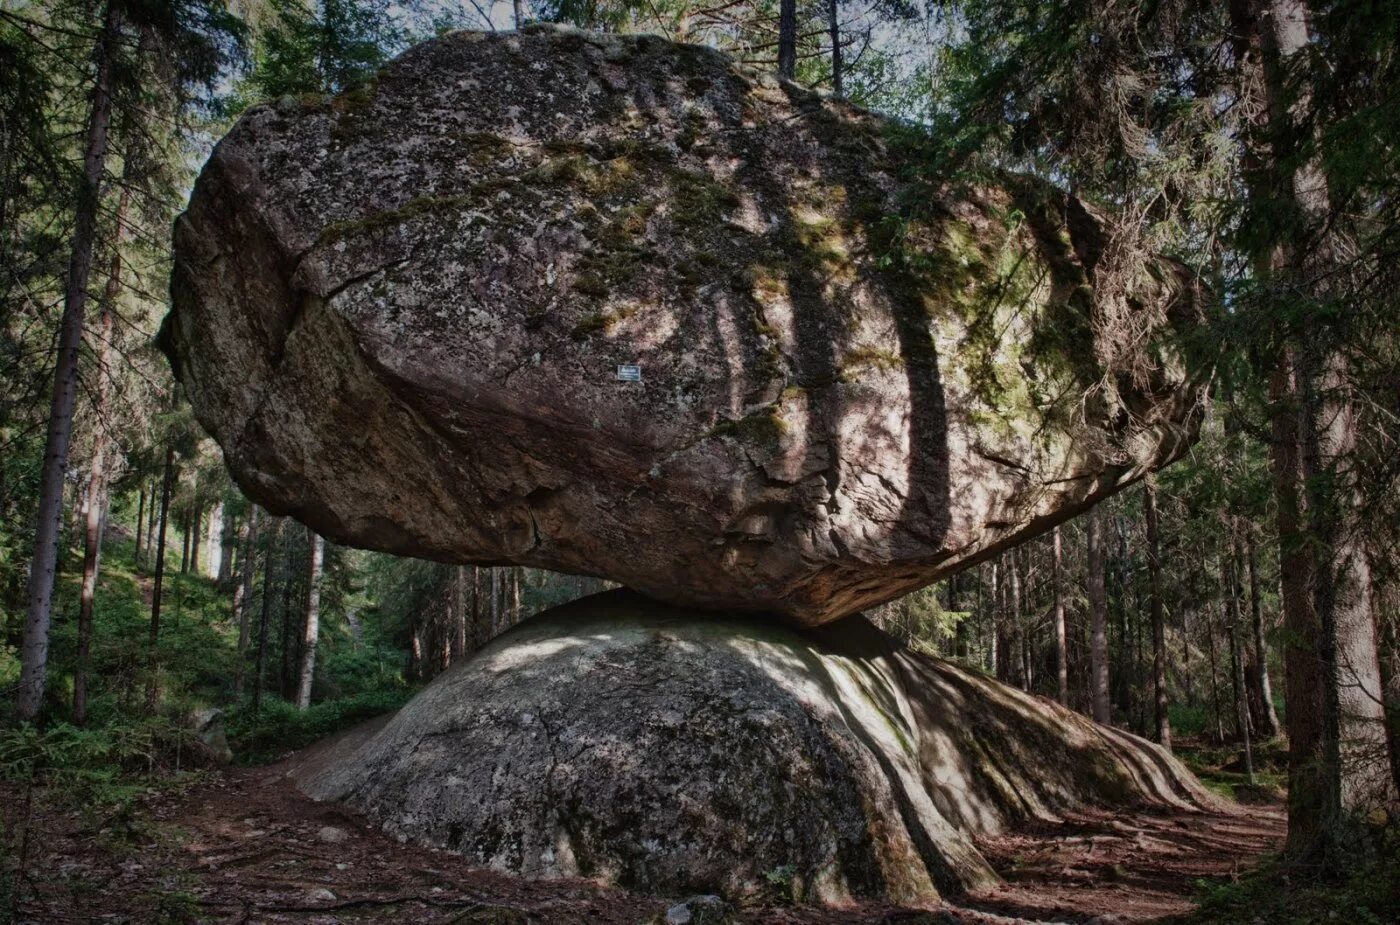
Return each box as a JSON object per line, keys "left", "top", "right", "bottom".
{"left": 164, "top": 25, "right": 1205, "bottom": 624}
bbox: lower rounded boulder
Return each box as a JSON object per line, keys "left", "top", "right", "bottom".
{"left": 292, "top": 590, "right": 1216, "bottom": 903}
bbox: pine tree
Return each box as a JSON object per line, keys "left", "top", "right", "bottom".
{"left": 12, "top": 0, "right": 242, "bottom": 721}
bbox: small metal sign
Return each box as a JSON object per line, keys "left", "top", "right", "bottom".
{"left": 616, "top": 364, "right": 642, "bottom": 382}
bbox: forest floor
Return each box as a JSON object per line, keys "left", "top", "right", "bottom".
{"left": 2, "top": 741, "right": 1286, "bottom": 925}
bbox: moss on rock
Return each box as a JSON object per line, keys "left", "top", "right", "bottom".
{"left": 168, "top": 24, "right": 1206, "bottom": 627}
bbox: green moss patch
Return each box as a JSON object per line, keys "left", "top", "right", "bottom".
{"left": 708, "top": 408, "right": 791, "bottom": 450}
{"left": 570, "top": 304, "right": 638, "bottom": 340}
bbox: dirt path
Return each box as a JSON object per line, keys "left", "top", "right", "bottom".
{"left": 2, "top": 763, "right": 1283, "bottom": 924}
{"left": 966, "top": 803, "right": 1285, "bottom": 922}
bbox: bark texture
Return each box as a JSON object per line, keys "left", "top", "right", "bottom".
{"left": 294, "top": 589, "right": 1219, "bottom": 904}
{"left": 164, "top": 26, "right": 1207, "bottom": 626}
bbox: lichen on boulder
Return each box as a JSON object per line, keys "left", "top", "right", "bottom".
{"left": 164, "top": 24, "right": 1206, "bottom": 624}
{"left": 292, "top": 590, "right": 1219, "bottom": 904}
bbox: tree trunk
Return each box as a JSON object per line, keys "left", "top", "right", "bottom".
{"left": 439, "top": 598, "right": 451, "bottom": 673}
{"left": 997, "top": 558, "right": 1015, "bottom": 684}
{"left": 777, "top": 0, "right": 797, "bottom": 78}
{"left": 296, "top": 530, "right": 324, "bottom": 710}
{"left": 1051, "top": 527, "right": 1068, "bottom": 706}
{"left": 72, "top": 420, "right": 107, "bottom": 725}
{"left": 1225, "top": 551, "right": 1247, "bottom": 734}
{"left": 1240, "top": 0, "right": 1394, "bottom": 865}
{"left": 1246, "top": 530, "right": 1281, "bottom": 737}
{"left": 96, "top": 500, "right": 108, "bottom": 577}
{"left": 1372, "top": 559, "right": 1400, "bottom": 802}
{"left": 134, "top": 484, "right": 146, "bottom": 567}
{"left": 490, "top": 567, "right": 501, "bottom": 637}
{"left": 73, "top": 184, "right": 128, "bottom": 726}
{"left": 409, "top": 617, "right": 424, "bottom": 679}
{"left": 15, "top": 0, "right": 122, "bottom": 721}
{"left": 1230, "top": 616, "right": 1257, "bottom": 782}
{"left": 1182, "top": 604, "right": 1195, "bottom": 706}
{"left": 280, "top": 534, "right": 297, "bottom": 697}
{"left": 452, "top": 566, "right": 468, "bottom": 660}
{"left": 826, "top": 0, "right": 842, "bottom": 95}
{"left": 180, "top": 507, "right": 191, "bottom": 574}
{"left": 1086, "top": 512, "right": 1108, "bottom": 722}
{"left": 1205, "top": 601, "right": 1226, "bottom": 744}
{"left": 146, "top": 446, "right": 175, "bottom": 712}
{"left": 1009, "top": 549, "right": 1026, "bottom": 692}
{"left": 212, "top": 501, "right": 230, "bottom": 582}
{"left": 1265, "top": 342, "right": 1330, "bottom": 859}
{"left": 1303, "top": 351, "right": 1393, "bottom": 813}
{"left": 70, "top": 480, "right": 84, "bottom": 538}
{"left": 1120, "top": 514, "right": 1142, "bottom": 727}
{"left": 1232, "top": 534, "right": 1265, "bottom": 778}
{"left": 253, "top": 521, "right": 278, "bottom": 711}
{"left": 144, "top": 478, "right": 158, "bottom": 566}
{"left": 513, "top": 0, "right": 525, "bottom": 29}
{"left": 988, "top": 561, "right": 999, "bottom": 677}
{"left": 471, "top": 566, "right": 483, "bottom": 649}
{"left": 234, "top": 506, "right": 259, "bottom": 694}
{"left": 511, "top": 567, "right": 522, "bottom": 626}
{"left": 1144, "top": 480, "right": 1171, "bottom": 749}
{"left": 1087, "top": 511, "right": 1110, "bottom": 724}
{"left": 189, "top": 500, "right": 202, "bottom": 575}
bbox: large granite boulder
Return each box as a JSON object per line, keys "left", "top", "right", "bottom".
{"left": 292, "top": 590, "right": 1218, "bottom": 903}
{"left": 164, "top": 25, "right": 1205, "bottom": 624}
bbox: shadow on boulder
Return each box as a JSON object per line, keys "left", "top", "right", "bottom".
{"left": 291, "top": 589, "right": 1220, "bottom": 905}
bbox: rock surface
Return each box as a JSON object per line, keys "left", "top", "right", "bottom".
{"left": 292, "top": 590, "right": 1219, "bottom": 904}
{"left": 189, "top": 706, "right": 232, "bottom": 765}
{"left": 165, "top": 25, "right": 1205, "bottom": 624}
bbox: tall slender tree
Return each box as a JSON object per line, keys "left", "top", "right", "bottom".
{"left": 15, "top": 0, "right": 123, "bottom": 722}
{"left": 1233, "top": 0, "right": 1394, "bottom": 861}
{"left": 777, "top": 0, "right": 797, "bottom": 77}
{"left": 1051, "top": 526, "right": 1068, "bottom": 705}
{"left": 72, "top": 183, "right": 129, "bottom": 726}
{"left": 826, "top": 0, "right": 842, "bottom": 95}
{"left": 1246, "top": 531, "right": 1280, "bottom": 737}
{"left": 145, "top": 445, "right": 174, "bottom": 712}
{"left": 1087, "top": 511, "right": 1110, "bottom": 724}
{"left": 234, "top": 506, "right": 260, "bottom": 693}
{"left": 13, "top": 0, "right": 241, "bottom": 720}
{"left": 253, "top": 520, "right": 280, "bottom": 712}
{"left": 296, "top": 530, "right": 324, "bottom": 709}
{"left": 1144, "top": 480, "right": 1170, "bottom": 749}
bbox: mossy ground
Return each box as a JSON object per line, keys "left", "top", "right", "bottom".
{"left": 1169, "top": 701, "right": 1289, "bottom": 801}
{"left": 1174, "top": 737, "right": 1287, "bottom": 803}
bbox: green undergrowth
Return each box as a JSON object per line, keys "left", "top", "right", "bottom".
{"left": 1168, "top": 700, "right": 1289, "bottom": 801}
{"left": 0, "top": 719, "right": 207, "bottom": 816}
{"left": 1177, "top": 843, "right": 1400, "bottom": 924}
{"left": 223, "top": 687, "right": 412, "bottom": 765}
{"left": 0, "top": 723, "right": 208, "bottom": 925}
{"left": 1175, "top": 736, "right": 1287, "bottom": 802}
{"left": 1170, "top": 697, "right": 1287, "bottom": 740}
{"left": 2, "top": 532, "right": 412, "bottom": 766}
